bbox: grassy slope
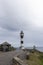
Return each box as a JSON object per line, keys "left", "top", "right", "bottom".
{"left": 27, "top": 51, "right": 43, "bottom": 65}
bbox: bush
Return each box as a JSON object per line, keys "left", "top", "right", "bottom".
{"left": 9, "top": 46, "right": 16, "bottom": 51}
{"left": 39, "top": 53, "right": 43, "bottom": 62}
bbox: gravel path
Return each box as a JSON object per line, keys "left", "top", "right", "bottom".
{"left": 0, "top": 50, "right": 25, "bottom": 65}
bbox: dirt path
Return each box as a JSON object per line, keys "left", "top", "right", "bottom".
{"left": 0, "top": 50, "right": 24, "bottom": 65}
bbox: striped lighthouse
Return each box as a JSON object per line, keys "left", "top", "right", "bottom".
{"left": 20, "top": 31, "right": 24, "bottom": 49}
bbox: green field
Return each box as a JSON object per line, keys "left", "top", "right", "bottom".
{"left": 26, "top": 50, "right": 43, "bottom": 65}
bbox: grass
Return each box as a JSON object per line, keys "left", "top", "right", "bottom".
{"left": 26, "top": 50, "right": 43, "bottom": 65}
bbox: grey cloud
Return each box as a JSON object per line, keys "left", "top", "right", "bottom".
{"left": 0, "top": 0, "right": 28, "bottom": 31}
{"left": 0, "top": 0, "right": 43, "bottom": 47}
{"left": 0, "top": 0, "right": 31, "bottom": 31}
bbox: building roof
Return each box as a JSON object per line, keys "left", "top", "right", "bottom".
{"left": 1, "top": 41, "right": 11, "bottom": 46}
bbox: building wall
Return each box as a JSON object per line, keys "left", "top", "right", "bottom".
{"left": 2, "top": 45, "right": 8, "bottom": 51}
{"left": 1, "top": 45, "right": 10, "bottom": 52}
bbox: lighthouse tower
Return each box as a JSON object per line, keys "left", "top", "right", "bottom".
{"left": 20, "top": 31, "right": 24, "bottom": 49}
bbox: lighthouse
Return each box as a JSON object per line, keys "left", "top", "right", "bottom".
{"left": 20, "top": 31, "right": 24, "bottom": 49}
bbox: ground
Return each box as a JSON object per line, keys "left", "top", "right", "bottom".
{"left": 0, "top": 50, "right": 25, "bottom": 65}
{"left": 0, "top": 49, "right": 43, "bottom": 65}
{"left": 26, "top": 50, "right": 43, "bottom": 65}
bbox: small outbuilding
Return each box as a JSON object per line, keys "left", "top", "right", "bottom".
{"left": 0, "top": 41, "right": 11, "bottom": 52}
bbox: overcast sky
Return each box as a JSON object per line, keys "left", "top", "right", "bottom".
{"left": 0, "top": 0, "right": 43, "bottom": 47}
